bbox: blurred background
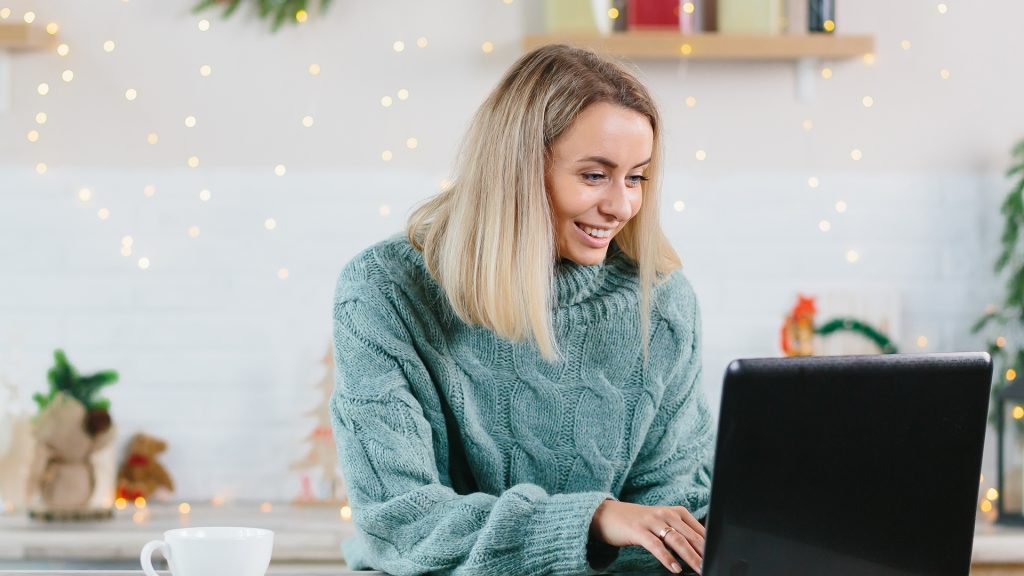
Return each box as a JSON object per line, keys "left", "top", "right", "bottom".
{"left": 0, "top": 0, "right": 1021, "bottom": 523}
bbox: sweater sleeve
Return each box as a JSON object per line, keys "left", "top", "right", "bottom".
{"left": 330, "top": 274, "right": 614, "bottom": 576}
{"left": 602, "top": 278, "right": 716, "bottom": 573}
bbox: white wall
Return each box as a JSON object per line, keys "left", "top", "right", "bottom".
{"left": 1, "top": 0, "right": 1021, "bottom": 501}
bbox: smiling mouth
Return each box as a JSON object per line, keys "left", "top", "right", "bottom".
{"left": 574, "top": 222, "right": 615, "bottom": 239}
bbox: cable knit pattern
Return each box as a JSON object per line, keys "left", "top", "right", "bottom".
{"left": 330, "top": 233, "right": 714, "bottom": 575}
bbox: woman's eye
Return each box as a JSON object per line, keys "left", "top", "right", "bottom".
{"left": 582, "top": 172, "right": 606, "bottom": 183}
{"left": 626, "top": 175, "right": 650, "bottom": 186}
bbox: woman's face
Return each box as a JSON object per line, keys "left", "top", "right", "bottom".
{"left": 546, "top": 102, "right": 653, "bottom": 266}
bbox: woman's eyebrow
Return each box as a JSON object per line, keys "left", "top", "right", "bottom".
{"left": 576, "top": 155, "right": 652, "bottom": 169}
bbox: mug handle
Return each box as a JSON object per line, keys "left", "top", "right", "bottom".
{"left": 140, "top": 539, "right": 169, "bottom": 576}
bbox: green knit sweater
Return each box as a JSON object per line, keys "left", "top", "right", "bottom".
{"left": 330, "top": 233, "right": 714, "bottom": 575}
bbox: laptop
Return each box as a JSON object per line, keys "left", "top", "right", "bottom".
{"left": 698, "top": 352, "right": 992, "bottom": 576}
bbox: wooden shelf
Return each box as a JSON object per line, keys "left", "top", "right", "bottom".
{"left": 0, "top": 22, "right": 55, "bottom": 51}
{"left": 523, "top": 31, "right": 874, "bottom": 61}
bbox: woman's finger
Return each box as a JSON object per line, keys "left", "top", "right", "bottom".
{"left": 662, "top": 527, "right": 703, "bottom": 574}
{"left": 674, "top": 506, "right": 706, "bottom": 538}
{"left": 638, "top": 530, "right": 686, "bottom": 574}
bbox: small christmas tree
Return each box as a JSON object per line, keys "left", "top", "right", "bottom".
{"left": 973, "top": 137, "right": 1024, "bottom": 431}
{"left": 291, "top": 346, "right": 346, "bottom": 505}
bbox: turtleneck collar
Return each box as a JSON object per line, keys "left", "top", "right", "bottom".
{"left": 553, "top": 241, "right": 624, "bottom": 308}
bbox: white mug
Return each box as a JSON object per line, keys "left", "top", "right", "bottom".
{"left": 140, "top": 526, "right": 274, "bottom": 576}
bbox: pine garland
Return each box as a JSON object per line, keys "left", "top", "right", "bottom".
{"left": 33, "top": 349, "right": 118, "bottom": 412}
{"left": 192, "top": 0, "right": 334, "bottom": 32}
{"left": 972, "top": 137, "right": 1024, "bottom": 429}
{"left": 815, "top": 318, "right": 898, "bottom": 354}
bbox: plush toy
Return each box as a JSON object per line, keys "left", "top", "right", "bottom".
{"left": 116, "top": 433, "right": 174, "bottom": 500}
{"left": 27, "top": 392, "right": 116, "bottom": 511}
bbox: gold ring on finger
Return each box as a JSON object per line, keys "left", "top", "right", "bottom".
{"left": 657, "top": 526, "right": 678, "bottom": 540}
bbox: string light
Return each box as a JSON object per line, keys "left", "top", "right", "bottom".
{"left": 188, "top": 226, "right": 200, "bottom": 238}
{"left": 302, "top": 115, "right": 314, "bottom": 127}
{"left": 23, "top": 11, "right": 35, "bottom": 23}
{"left": 122, "top": 236, "right": 133, "bottom": 247}
{"left": 340, "top": 506, "right": 352, "bottom": 520}
{"left": 277, "top": 268, "right": 289, "bottom": 280}
{"left": 260, "top": 502, "right": 273, "bottom": 513}
{"left": 381, "top": 150, "right": 393, "bottom": 162}
{"left": 608, "top": 7, "right": 620, "bottom": 19}
{"left": 26, "top": 130, "right": 39, "bottom": 143}
{"left": 808, "top": 177, "right": 819, "bottom": 188}
{"left": 851, "top": 149, "right": 863, "bottom": 161}
{"left": 211, "top": 496, "right": 225, "bottom": 507}
{"left": 397, "top": 88, "right": 409, "bottom": 100}
{"left": 673, "top": 201, "right": 685, "bottom": 212}
{"left": 264, "top": 218, "right": 277, "bottom": 230}
{"left": 980, "top": 500, "right": 993, "bottom": 513}
{"left": 45, "top": 22, "right": 58, "bottom": 35}
{"left": 835, "top": 200, "right": 847, "bottom": 213}
{"left": 996, "top": 336, "right": 1006, "bottom": 348}
{"left": 132, "top": 511, "right": 146, "bottom": 523}
{"left": 0, "top": 8, "right": 9, "bottom": 19}
{"left": 121, "top": 244, "right": 132, "bottom": 257}
{"left": 199, "top": 189, "right": 211, "bottom": 201}
{"left": 143, "top": 185, "right": 156, "bottom": 197}
{"left": 78, "top": 188, "right": 92, "bottom": 202}
{"left": 146, "top": 132, "right": 159, "bottom": 145}
{"left": 379, "top": 205, "right": 391, "bottom": 217}
{"left": 695, "top": 149, "right": 706, "bottom": 161}
{"left": 900, "top": 40, "right": 912, "bottom": 50}
{"left": 819, "top": 220, "right": 831, "bottom": 232}
{"left": 61, "top": 69, "right": 74, "bottom": 82}
{"left": 35, "top": 112, "right": 47, "bottom": 124}
{"left": 682, "top": 2, "right": 695, "bottom": 14}
{"left": 406, "top": 137, "right": 418, "bottom": 149}
{"left": 393, "top": 40, "right": 405, "bottom": 52}
{"left": 917, "top": 336, "right": 928, "bottom": 348}
{"left": 863, "top": 53, "right": 876, "bottom": 65}
{"left": 862, "top": 96, "right": 874, "bottom": 108}
{"left": 685, "top": 96, "right": 697, "bottom": 108}
{"left": 1014, "top": 406, "right": 1024, "bottom": 420}
{"left": 197, "top": 19, "right": 210, "bottom": 31}
{"left": 482, "top": 41, "right": 494, "bottom": 53}
{"left": 97, "top": 208, "right": 110, "bottom": 220}
{"left": 178, "top": 503, "right": 191, "bottom": 514}
{"left": 937, "top": 3, "right": 948, "bottom": 14}
{"left": 821, "top": 67, "right": 832, "bottom": 79}
{"left": 125, "top": 88, "right": 138, "bottom": 101}
{"left": 115, "top": 498, "right": 128, "bottom": 510}
{"left": 187, "top": 155, "right": 200, "bottom": 168}
{"left": 56, "top": 43, "right": 69, "bottom": 56}
{"left": 987, "top": 488, "right": 999, "bottom": 501}
{"left": 35, "top": 163, "right": 47, "bottom": 174}
{"left": 940, "top": 69, "right": 951, "bottom": 80}
{"left": 294, "top": 9, "right": 308, "bottom": 23}
{"left": 199, "top": 65, "right": 212, "bottom": 77}
{"left": 37, "top": 83, "right": 49, "bottom": 96}
{"left": 308, "top": 63, "right": 321, "bottom": 76}
{"left": 381, "top": 96, "right": 393, "bottom": 108}
{"left": 823, "top": 19, "right": 835, "bottom": 32}
{"left": 274, "top": 164, "right": 286, "bottom": 176}
{"left": 184, "top": 115, "right": 197, "bottom": 128}
{"left": 416, "top": 36, "right": 428, "bottom": 48}
{"left": 680, "top": 43, "right": 692, "bottom": 55}
{"left": 137, "top": 257, "right": 150, "bottom": 270}
{"left": 103, "top": 40, "right": 115, "bottom": 53}
{"left": 846, "top": 250, "right": 860, "bottom": 263}
{"left": 802, "top": 119, "right": 814, "bottom": 131}
{"left": 1007, "top": 369, "right": 1017, "bottom": 381}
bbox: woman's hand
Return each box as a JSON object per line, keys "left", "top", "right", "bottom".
{"left": 589, "top": 499, "right": 706, "bottom": 574}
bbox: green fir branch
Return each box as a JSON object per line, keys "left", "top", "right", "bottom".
{"left": 194, "top": 0, "right": 329, "bottom": 31}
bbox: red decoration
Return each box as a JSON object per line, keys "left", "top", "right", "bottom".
{"left": 627, "top": 0, "right": 680, "bottom": 30}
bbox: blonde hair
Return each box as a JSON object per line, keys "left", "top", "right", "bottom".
{"left": 407, "top": 44, "right": 681, "bottom": 362}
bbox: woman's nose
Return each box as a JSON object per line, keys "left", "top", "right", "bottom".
{"left": 599, "top": 180, "right": 633, "bottom": 222}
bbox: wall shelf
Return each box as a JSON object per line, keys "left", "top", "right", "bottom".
{"left": 522, "top": 31, "right": 874, "bottom": 61}
{"left": 0, "top": 22, "right": 53, "bottom": 51}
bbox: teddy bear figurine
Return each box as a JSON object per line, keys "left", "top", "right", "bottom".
{"left": 116, "top": 433, "right": 174, "bottom": 501}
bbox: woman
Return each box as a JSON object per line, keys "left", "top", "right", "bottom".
{"left": 330, "top": 44, "right": 714, "bottom": 575}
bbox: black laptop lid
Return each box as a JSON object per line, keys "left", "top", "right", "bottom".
{"left": 703, "top": 352, "right": 992, "bottom": 576}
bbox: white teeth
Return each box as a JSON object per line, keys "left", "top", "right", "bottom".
{"left": 581, "top": 225, "right": 612, "bottom": 239}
